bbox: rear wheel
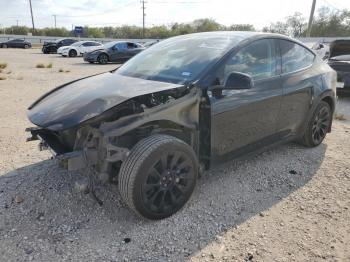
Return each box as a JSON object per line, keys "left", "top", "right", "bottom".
{"left": 118, "top": 135, "right": 198, "bottom": 220}
{"left": 98, "top": 53, "right": 108, "bottom": 64}
{"left": 24, "top": 44, "right": 29, "bottom": 49}
{"left": 300, "top": 101, "right": 332, "bottom": 147}
{"left": 69, "top": 49, "right": 77, "bottom": 57}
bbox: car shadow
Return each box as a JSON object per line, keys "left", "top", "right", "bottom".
{"left": 0, "top": 142, "right": 326, "bottom": 261}
{"left": 72, "top": 62, "right": 123, "bottom": 66}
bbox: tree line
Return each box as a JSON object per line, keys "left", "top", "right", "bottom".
{"left": 2, "top": 7, "right": 349, "bottom": 39}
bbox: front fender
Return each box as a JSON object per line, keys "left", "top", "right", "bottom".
{"left": 99, "top": 88, "right": 201, "bottom": 139}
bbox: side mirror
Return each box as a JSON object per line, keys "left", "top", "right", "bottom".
{"left": 224, "top": 72, "right": 254, "bottom": 90}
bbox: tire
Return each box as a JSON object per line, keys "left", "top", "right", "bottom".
{"left": 69, "top": 49, "right": 77, "bottom": 57}
{"left": 98, "top": 53, "right": 108, "bottom": 64}
{"left": 119, "top": 135, "right": 198, "bottom": 220}
{"left": 300, "top": 101, "right": 332, "bottom": 147}
{"left": 24, "top": 44, "right": 29, "bottom": 49}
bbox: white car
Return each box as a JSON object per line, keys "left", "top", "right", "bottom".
{"left": 311, "top": 42, "right": 329, "bottom": 60}
{"left": 57, "top": 41, "right": 103, "bottom": 57}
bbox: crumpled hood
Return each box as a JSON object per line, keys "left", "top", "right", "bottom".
{"left": 28, "top": 72, "right": 182, "bottom": 131}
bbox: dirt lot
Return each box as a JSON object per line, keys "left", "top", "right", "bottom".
{"left": 0, "top": 49, "right": 349, "bottom": 262}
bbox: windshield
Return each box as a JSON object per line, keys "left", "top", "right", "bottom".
{"left": 71, "top": 42, "right": 82, "bottom": 46}
{"left": 103, "top": 41, "right": 119, "bottom": 49}
{"left": 116, "top": 34, "right": 241, "bottom": 84}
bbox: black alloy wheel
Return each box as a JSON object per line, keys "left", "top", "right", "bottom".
{"left": 119, "top": 135, "right": 198, "bottom": 220}
{"left": 311, "top": 104, "right": 331, "bottom": 144}
{"left": 141, "top": 150, "right": 195, "bottom": 216}
{"left": 301, "top": 101, "right": 332, "bottom": 147}
{"left": 69, "top": 49, "right": 77, "bottom": 57}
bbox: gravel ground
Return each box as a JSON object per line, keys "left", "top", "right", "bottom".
{"left": 0, "top": 49, "right": 349, "bottom": 262}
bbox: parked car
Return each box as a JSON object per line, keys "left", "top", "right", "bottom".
{"left": 42, "top": 38, "right": 77, "bottom": 54}
{"left": 0, "top": 39, "right": 31, "bottom": 49}
{"left": 327, "top": 39, "right": 350, "bottom": 96}
{"left": 311, "top": 42, "right": 329, "bottom": 60}
{"left": 83, "top": 41, "right": 145, "bottom": 64}
{"left": 26, "top": 32, "right": 336, "bottom": 220}
{"left": 57, "top": 41, "right": 103, "bottom": 57}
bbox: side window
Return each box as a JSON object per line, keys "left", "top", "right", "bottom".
{"left": 127, "top": 42, "right": 136, "bottom": 49}
{"left": 215, "top": 39, "right": 279, "bottom": 84}
{"left": 116, "top": 42, "right": 127, "bottom": 50}
{"left": 280, "top": 40, "right": 315, "bottom": 74}
{"left": 82, "top": 42, "right": 91, "bottom": 46}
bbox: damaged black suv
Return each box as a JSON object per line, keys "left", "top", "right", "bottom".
{"left": 27, "top": 32, "right": 336, "bottom": 220}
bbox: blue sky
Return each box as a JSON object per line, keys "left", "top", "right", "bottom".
{"left": 0, "top": 0, "right": 349, "bottom": 29}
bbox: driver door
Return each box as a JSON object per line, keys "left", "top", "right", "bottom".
{"left": 210, "top": 38, "right": 283, "bottom": 163}
{"left": 110, "top": 42, "right": 126, "bottom": 61}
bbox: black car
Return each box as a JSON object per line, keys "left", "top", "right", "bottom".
{"left": 0, "top": 39, "right": 31, "bottom": 49}
{"left": 42, "top": 38, "right": 77, "bottom": 54}
{"left": 27, "top": 32, "right": 336, "bottom": 220}
{"left": 83, "top": 41, "right": 145, "bottom": 64}
{"left": 327, "top": 39, "right": 350, "bottom": 95}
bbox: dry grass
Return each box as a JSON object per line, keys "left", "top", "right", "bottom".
{"left": 0, "top": 76, "right": 7, "bottom": 80}
{"left": 46, "top": 63, "right": 53, "bottom": 68}
{"left": 6, "top": 70, "right": 12, "bottom": 74}
{"left": 16, "top": 76, "right": 24, "bottom": 80}
{"left": 335, "top": 113, "right": 347, "bottom": 121}
{"left": 0, "top": 63, "right": 7, "bottom": 69}
{"left": 36, "top": 63, "right": 45, "bottom": 68}
{"left": 58, "top": 68, "right": 70, "bottom": 73}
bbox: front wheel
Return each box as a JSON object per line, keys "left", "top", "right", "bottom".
{"left": 300, "top": 101, "right": 332, "bottom": 147}
{"left": 69, "top": 49, "right": 77, "bottom": 57}
{"left": 118, "top": 135, "right": 198, "bottom": 220}
{"left": 97, "top": 53, "right": 108, "bottom": 64}
{"left": 24, "top": 44, "right": 29, "bottom": 49}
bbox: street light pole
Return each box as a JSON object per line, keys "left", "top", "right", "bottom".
{"left": 29, "top": 0, "right": 35, "bottom": 31}
{"left": 53, "top": 15, "right": 57, "bottom": 28}
{"left": 306, "top": 0, "right": 316, "bottom": 37}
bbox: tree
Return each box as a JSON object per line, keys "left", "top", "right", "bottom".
{"left": 286, "top": 12, "right": 307, "bottom": 37}
{"left": 263, "top": 22, "right": 288, "bottom": 35}
{"left": 227, "top": 24, "right": 255, "bottom": 31}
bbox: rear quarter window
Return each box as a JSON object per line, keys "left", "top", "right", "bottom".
{"left": 280, "top": 40, "right": 315, "bottom": 74}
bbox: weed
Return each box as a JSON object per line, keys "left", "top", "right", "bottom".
{"left": 335, "top": 113, "right": 346, "bottom": 121}
{"left": 46, "top": 63, "right": 53, "bottom": 68}
{"left": 0, "top": 63, "right": 7, "bottom": 69}
{"left": 36, "top": 63, "right": 45, "bottom": 68}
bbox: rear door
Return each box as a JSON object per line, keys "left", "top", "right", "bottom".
{"left": 276, "top": 39, "right": 316, "bottom": 137}
{"left": 210, "top": 38, "right": 283, "bottom": 162}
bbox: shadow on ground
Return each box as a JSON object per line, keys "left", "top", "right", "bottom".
{"left": 0, "top": 142, "right": 327, "bottom": 261}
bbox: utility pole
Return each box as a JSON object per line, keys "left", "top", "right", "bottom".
{"left": 141, "top": 0, "right": 146, "bottom": 38}
{"left": 16, "top": 20, "right": 19, "bottom": 27}
{"left": 306, "top": 0, "right": 316, "bottom": 37}
{"left": 53, "top": 15, "right": 57, "bottom": 28}
{"left": 28, "top": 0, "right": 35, "bottom": 31}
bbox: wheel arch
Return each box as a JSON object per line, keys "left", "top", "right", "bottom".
{"left": 98, "top": 52, "right": 110, "bottom": 61}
